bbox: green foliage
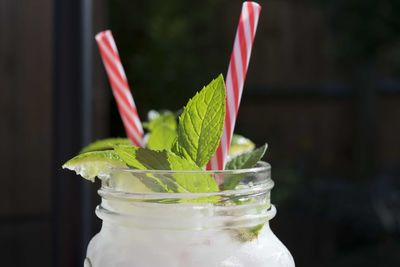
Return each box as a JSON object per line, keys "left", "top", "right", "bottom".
{"left": 113, "top": 145, "right": 218, "bottom": 193}
{"left": 223, "top": 144, "right": 268, "bottom": 190}
{"left": 226, "top": 144, "right": 268, "bottom": 170}
{"left": 233, "top": 223, "right": 265, "bottom": 242}
{"left": 172, "top": 74, "right": 226, "bottom": 167}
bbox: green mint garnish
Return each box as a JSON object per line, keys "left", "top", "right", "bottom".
{"left": 113, "top": 145, "right": 173, "bottom": 192}
{"left": 144, "top": 111, "right": 177, "bottom": 150}
{"left": 172, "top": 74, "right": 226, "bottom": 168}
{"left": 114, "top": 145, "right": 218, "bottom": 193}
{"left": 222, "top": 144, "right": 268, "bottom": 190}
{"left": 226, "top": 144, "right": 268, "bottom": 170}
{"left": 114, "top": 145, "right": 171, "bottom": 170}
{"left": 168, "top": 152, "right": 219, "bottom": 193}
{"left": 63, "top": 73, "right": 273, "bottom": 242}
{"left": 79, "top": 138, "right": 132, "bottom": 153}
{"left": 233, "top": 223, "right": 265, "bottom": 242}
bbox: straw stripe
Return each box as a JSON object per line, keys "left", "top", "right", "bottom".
{"left": 98, "top": 48, "right": 141, "bottom": 128}
{"left": 95, "top": 30, "right": 145, "bottom": 147}
{"left": 207, "top": 2, "right": 261, "bottom": 171}
{"left": 105, "top": 67, "right": 144, "bottom": 146}
{"left": 105, "top": 31, "right": 128, "bottom": 81}
{"left": 96, "top": 32, "right": 140, "bottom": 119}
{"left": 99, "top": 49, "right": 143, "bottom": 142}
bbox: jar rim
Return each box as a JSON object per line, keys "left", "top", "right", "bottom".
{"left": 100, "top": 181, "right": 272, "bottom": 200}
{"left": 100, "top": 161, "right": 272, "bottom": 199}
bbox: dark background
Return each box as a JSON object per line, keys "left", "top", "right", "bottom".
{"left": 1, "top": 0, "right": 399, "bottom": 266}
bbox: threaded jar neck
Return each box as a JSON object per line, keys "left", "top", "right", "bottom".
{"left": 96, "top": 162, "right": 276, "bottom": 230}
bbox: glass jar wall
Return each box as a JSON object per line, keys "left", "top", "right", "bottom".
{"left": 85, "top": 162, "right": 295, "bottom": 267}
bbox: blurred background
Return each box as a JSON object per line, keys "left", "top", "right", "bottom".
{"left": 1, "top": 0, "right": 399, "bottom": 266}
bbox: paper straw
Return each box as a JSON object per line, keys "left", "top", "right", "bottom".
{"left": 207, "top": 2, "right": 261, "bottom": 171}
{"left": 95, "top": 30, "right": 145, "bottom": 147}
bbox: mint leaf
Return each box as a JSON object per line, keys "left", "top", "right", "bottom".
{"left": 113, "top": 145, "right": 172, "bottom": 192}
{"left": 172, "top": 74, "right": 226, "bottom": 168}
{"left": 147, "top": 127, "right": 177, "bottom": 150}
{"left": 119, "top": 146, "right": 172, "bottom": 170}
{"left": 168, "top": 153, "right": 219, "bottom": 193}
{"left": 233, "top": 223, "right": 265, "bottom": 242}
{"left": 226, "top": 144, "right": 267, "bottom": 170}
{"left": 113, "top": 145, "right": 218, "bottom": 193}
{"left": 223, "top": 144, "right": 268, "bottom": 190}
{"left": 80, "top": 138, "right": 131, "bottom": 153}
{"left": 146, "top": 112, "right": 177, "bottom": 150}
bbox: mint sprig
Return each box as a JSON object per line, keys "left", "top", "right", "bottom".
{"left": 172, "top": 74, "right": 226, "bottom": 168}
{"left": 113, "top": 145, "right": 173, "bottom": 192}
{"left": 222, "top": 144, "right": 268, "bottom": 190}
{"left": 109, "top": 74, "right": 226, "bottom": 193}
{"left": 233, "top": 224, "right": 265, "bottom": 242}
{"left": 226, "top": 144, "right": 268, "bottom": 170}
{"left": 63, "top": 73, "right": 271, "bottom": 241}
{"left": 114, "top": 145, "right": 218, "bottom": 193}
{"left": 66, "top": 74, "right": 267, "bottom": 194}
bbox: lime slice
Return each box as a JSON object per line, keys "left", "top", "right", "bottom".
{"left": 229, "top": 134, "right": 255, "bottom": 158}
{"left": 80, "top": 138, "right": 132, "bottom": 153}
{"left": 63, "top": 151, "right": 152, "bottom": 193}
{"left": 62, "top": 151, "right": 127, "bottom": 182}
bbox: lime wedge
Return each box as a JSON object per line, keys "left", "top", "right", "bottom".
{"left": 62, "top": 151, "right": 127, "bottom": 182}
{"left": 229, "top": 134, "right": 255, "bottom": 158}
{"left": 63, "top": 151, "right": 152, "bottom": 193}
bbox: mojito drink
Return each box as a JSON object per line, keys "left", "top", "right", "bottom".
{"left": 64, "top": 75, "right": 295, "bottom": 266}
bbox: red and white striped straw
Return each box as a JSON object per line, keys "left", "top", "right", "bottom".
{"left": 95, "top": 30, "right": 145, "bottom": 147}
{"left": 207, "top": 2, "right": 261, "bottom": 171}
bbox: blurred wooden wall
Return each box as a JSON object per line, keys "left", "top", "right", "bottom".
{"left": 0, "top": 0, "right": 109, "bottom": 266}
{"left": 0, "top": 0, "right": 52, "bottom": 265}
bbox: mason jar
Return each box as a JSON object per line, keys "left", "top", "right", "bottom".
{"left": 85, "top": 162, "right": 295, "bottom": 267}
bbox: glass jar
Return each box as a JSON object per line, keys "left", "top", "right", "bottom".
{"left": 85, "top": 162, "right": 295, "bottom": 267}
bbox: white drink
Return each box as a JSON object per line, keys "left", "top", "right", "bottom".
{"left": 86, "top": 219, "right": 294, "bottom": 267}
